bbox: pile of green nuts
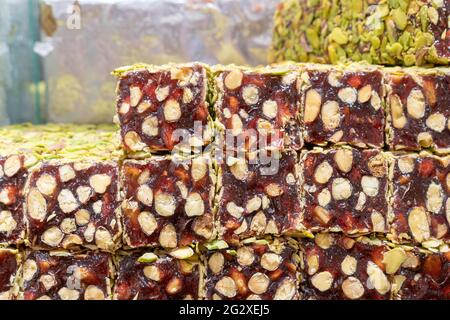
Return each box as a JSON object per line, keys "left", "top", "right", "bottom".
{"left": 271, "top": 0, "right": 449, "bottom": 66}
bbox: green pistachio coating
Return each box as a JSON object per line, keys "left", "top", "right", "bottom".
{"left": 270, "top": 0, "right": 449, "bottom": 66}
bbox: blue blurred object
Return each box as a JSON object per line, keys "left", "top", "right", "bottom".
{"left": 0, "top": 0, "right": 43, "bottom": 125}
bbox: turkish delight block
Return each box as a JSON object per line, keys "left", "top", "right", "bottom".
{"left": 113, "top": 63, "right": 213, "bottom": 155}
{"left": 25, "top": 160, "right": 122, "bottom": 252}
{"left": 301, "top": 147, "right": 389, "bottom": 234}
{"left": 213, "top": 65, "right": 302, "bottom": 152}
{"left": 391, "top": 248, "right": 450, "bottom": 300}
{"left": 300, "top": 233, "right": 394, "bottom": 300}
{"left": 302, "top": 64, "right": 385, "bottom": 148}
{"left": 204, "top": 239, "right": 299, "bottom": 300}
{"left": 271, "top": 0, "right": 450, "bottom": 67}
{"left": 0, "top": 248, "right": 19, "bottom": 300}
{"left": 20, "top": 250, "right": 113, "bottom": 300}
{"left": 113, "top": 248, "right": 201, "bottom": 300}
{"left": 389, "top": 152, "right": 449, "bottom": 244}
{"left": 121, "top": 154, "right": 215, "bottom": 249}
{"left": 385, "top": 68, "right": 450, "bottom": 154}
{"left": 0, "top": 124, "right": 122, "bottom": 245}
{"left": 0, "top": 155, "right": 27, "bottom": 245}
{"left": 216, "top": 149, "right": 302, "bottom": 244}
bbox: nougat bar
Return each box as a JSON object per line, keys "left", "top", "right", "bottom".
{"left": 205, "top": 239, "right": 299, "bottom": 300}
{"left": 20, "top": 250, "right": 113, "bottom": 300}
{"left": 121, "top": 154, "right": 215, "bottom": 249}
{"left": 19, "top": 125, "right": 123, "bottom": 251}
{"left": 113, "top": 63, "right": 213, "bottom": 155}
{"left": 271, "top": 0, "right": 450, "bottom": 67}
{"left": 300, "top": 234, "right": 392, "bottom": 300}
{"left": 216, "top": 149, "right": 302, "bottom": 244}
{"left": 0, "top": 155, "right": 27, "bottom": 245}
{"left": 301, "top": 147, "right": 389, "bottom": 234}
{"left": 214, "top": 65, "right": 302, "bottom": 152}
{"left": 389, "top": 152, "right": 449, "bottom": 244}
{"left": 25, "top": 160, "right": 121, "bottom": 252}
{"left": 385, "top": 67, "right": 450, "bottom": 154}
{"left": 0, "top": 248, "right": 19, "bottom": 300}
{"left": 302, "top": 64, "right": 385, "bottom": 148}
{"left": 113, "top": 248, "right": 200, "bottom": 300}
{"left": 0, "top": 124, "right": 122, "bottom": 246}
{"left": 0, "top": 124, "right": 51, "bottom": 246}
{"left": 391, "top": 247, "right": 449, "bottom": 300}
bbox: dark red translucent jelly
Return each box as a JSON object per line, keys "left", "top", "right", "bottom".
{"left": 217, "top": 69, "right": 302, "bottom": 151}
{"left": 205, "top": 242, "right": 298, "bottom": 300}
{"left": 114, "top": 253, "right": 199, "bottom": 300}
{"left": 0, "top": 155, "right": 26, "bottom": 244}
{"left": 27, "top": 162, "right": 120, "bottom": 250}
{"left": 304, "top": 69, "right": 384, "bottom": 148}
{"left": 121, "top": 156, "right": 214, "bottom": 248}
{"left": 391, "top": 155, "right": 449, "bottom": 242}
{"left": 22, "top": 251, "right": 111, "bottom": 300}
{"left": 388, "top": 72, "right": 450, "bottom": 152}
{"left": 300, "top": 235, "right": 390, "bottom": 300}
{"left": 0, "top": 249, "right": 17, "bottom": 294}
{"left": 117, "top": 64, "right": 209, "bottom": 152}
{"left": 302, "top": 149, "right": 388, "bottom": 234}
{"left": 217, "top": 150, "right": 301, "bottom": 244}
{"left": 428, "top": 3, "right": 450, "bottom": 60}
{"left": 396, "top": 251, "right": 450, "bottom": 300}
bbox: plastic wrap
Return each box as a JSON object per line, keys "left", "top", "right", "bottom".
{"left": 41, "top": 0, "right": 278, "bottom": 124}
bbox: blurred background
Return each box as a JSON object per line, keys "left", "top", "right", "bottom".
{"left": 0, "top": 0, "right": 278, "bottom": 125}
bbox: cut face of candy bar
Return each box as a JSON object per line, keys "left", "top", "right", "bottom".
{"left": 271, "top": 0, "right": 450, "bottom": 67}
{"left": 21, "top": 251, "right": 113, "bottom": 300}
{"left": 214, "top": 65, "right": 302, "bottom": 152}
{"left": 121, "top": 154, "right": 215, "bottom": 248}
{"left": 0, "top": 249, "right": 19, "bottom": 300}
{"left": 389, "top": 153, "right": 449, "bottom": 244}
{"left": 300, "top": 234, "right": 392, "bottom": 300}
{"left": 302, "top": 64, "right": 385, "bottom": 148}
{"left": 392, "top": 249, "right": 450, "bottom": 300}
{"left": 113, "top": 249, "right": 200, "bottom": 300}
{"left": 113, "top": 63, "right": 212, "bottom": 154}
{"left": 25, "top": 161, "right": 121, "bottom": 252}
{"left": 301, "top": 147, "right": 389, "bottom": 234}
{"left": 0, "top": 155, "right": 27, "bottom": 245}
{"left": 205, "top": 240, "right": 299, "bottom": 300}
{"left": 0, "top": 124, "right": 122, "bottom": 248}
{"left": 216, "top": 150, "right": 302, "bottom": 244}
{"left": 385, "top": 68, "right": 450, "bottom": 154}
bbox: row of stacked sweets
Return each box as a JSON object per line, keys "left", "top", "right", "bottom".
{"left": 114, "top": 62, "right": 450, "bottom": 154}
{"left": 1, "top": 237, "right": 448, "bottom": 300}
{"left": 111, "top": 61, "right": 449, "bottom": 300}
{"left": 0, "top": 60, "right": 448, "bottom": 300}
{"left": 113, "top": 62, "right": 450, "bottom": 243}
